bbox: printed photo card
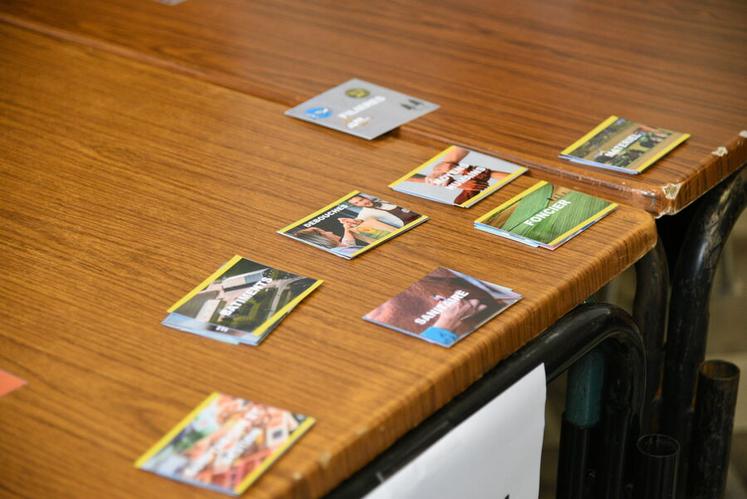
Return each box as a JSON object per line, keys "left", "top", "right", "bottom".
{"left": 560, "top": 115, "right": 689, "bottom": 174}
{"left": 390, "top": 146, "right": 527, "bottom": 208}
{"left": 364, "top": 267, "right": 521, "bottom": 348}
{"left": 278, "top": 191, "right": 428, "bottom": 259}
{"left": 474, "top": 181, "right": 617, "bottom": 250}
{"left": 136, "top": 393, "right": 315, "bottom": 495}
{"left": 163, "top": 256, "right": 322, "bottom": 346}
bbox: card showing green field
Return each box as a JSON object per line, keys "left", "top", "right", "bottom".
{"left": 163, "top": 256, "right": 322, "bottom": 346}
{"left": 560, "top": 115, "right": 689, "bottom": 174}
{"left": 474, "top": 181, "right": 617, "bottom": 250}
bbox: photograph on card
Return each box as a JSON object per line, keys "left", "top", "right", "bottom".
{"left": 560, "top": 115, "right": 689, "bottom": 174}
{"left": 278, "top": 191, "right": 428, "bottom": 259}
{"left": 364, "top": 267, "right": 521, "bottom": 347}
{"left": 475, "top": 181, "right": 617, "bottom": 249}
{"left": 135, "top": 393, "right": 315, "bottom": 495}
{"left": 164, "top": 256, "right": 322, "bottom": 345}
{"left": 390, "top": 146, "right": 527, "bottom": 208}
{"left": 162, "top": 311, "right": 289, "bottom": 346}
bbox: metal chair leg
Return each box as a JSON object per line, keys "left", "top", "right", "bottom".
{"left": 660, "top": 168, "right": 746, "bottom": 498}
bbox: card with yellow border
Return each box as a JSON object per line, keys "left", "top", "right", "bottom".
{"left": 135, "top": 393, "right": 315, "bottom": 495}
{"left": 278, "top": 191, "right": 428, "bottom": 259}
{"left": 560, "top": 115, "right": 689, "bottom": 174}
{"left": 390, "top": 146, "right": 527, "bottom": 208}
{"left": 474, "top": 181, "right": 617, "bottom": 250}
{"left": 163, "top": 256, "right": 322, "bottom": 345}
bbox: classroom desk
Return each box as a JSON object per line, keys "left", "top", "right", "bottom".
{"left": 1, "top": 0, "right": 745, "bottom": 215}
{"left": 0, "top": 24, "right": 657, "bottom": 498}
{"left": 1, "top": 1, "right": 741, "bottom": 492}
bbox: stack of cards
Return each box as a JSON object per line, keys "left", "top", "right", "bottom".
{"left": 136, "top": 393, "right": 315, "bottom": 495}
{"left": 474, "top": 181, "right": 617, "bottom": 250}
{"left": 390, "top": 146, "right": 527, "bottom": 208}
{"left": 285, "top": 78, "right": 438, "bottom": 140}
{"left": 560, "top": 115, "right": 689, "bottom": 174}
{"left": 278, "top": 190, "right": 428, "bottom": 259}
{"left": 163, "top": 256, "right": 322, "bottom": 345}
{"left": 364, "top": 267, "right": 521, "bottom": 348}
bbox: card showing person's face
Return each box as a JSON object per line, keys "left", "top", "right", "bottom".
{"left": 278, "top": 190, "right": 428, "bottom": 259}
{"left": 285, "top": 78, "right": 439, "bottom": 140}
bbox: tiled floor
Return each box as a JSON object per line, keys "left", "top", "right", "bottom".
{"left": 540, "top": 212, "right": 747, "bottom": 498}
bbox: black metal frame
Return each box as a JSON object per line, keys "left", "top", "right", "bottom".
{"left": 633, "top": 240, "right": 670, "bottom": 434}
{"left": 323, "top": 164, "right": 745, "bottom": 499}
{"left": 552, "top": 242, "right": 668, "bottom": 499}
{"left": 660, "top": 168, "right": 746, "bottom": 496}
{"left": 327, "top": 304, "right": 644, "bottom": 499}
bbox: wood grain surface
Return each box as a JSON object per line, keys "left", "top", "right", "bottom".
{"left": 1, "top": 0, "right": 744, "bottom": 215}
{"left": 0, "top": 24, "right": 656, "bottom": 498}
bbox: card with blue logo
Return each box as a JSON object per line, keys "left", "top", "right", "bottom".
{"left": 285, "top": 78, "right": 439, "bottom": 140}
{"left": 363, "top": 267, "right": 521, "bottom": 348}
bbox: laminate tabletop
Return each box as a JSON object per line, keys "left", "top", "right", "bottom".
{"left": 0, "top": 24, "right": 656, "bottom": 498}
{"left": 1, "top": 0, "right": 745, "bottom": 215}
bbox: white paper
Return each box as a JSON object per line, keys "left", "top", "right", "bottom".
{"left": 366, "top": 364, "right": 546, "bottom": 499}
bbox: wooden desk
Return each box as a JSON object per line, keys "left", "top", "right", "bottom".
{"left": 0, "top": 24, "right": 655, "bottom": 497}
{"left": 1, "top": 0, "right": 744, "bottom": 215}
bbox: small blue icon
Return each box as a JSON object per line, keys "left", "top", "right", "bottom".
{"left": 304, "top": 106, "right": 332, "bottom": 119}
